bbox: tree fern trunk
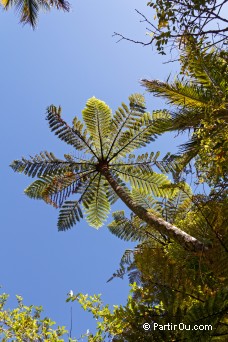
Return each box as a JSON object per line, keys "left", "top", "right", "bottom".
{"left": 101, "top": 166, "right": 208, "bottom": 252}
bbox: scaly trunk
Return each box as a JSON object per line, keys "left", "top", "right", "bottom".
{"left": 101, "top": 165, "right": 208, "bottom": 252}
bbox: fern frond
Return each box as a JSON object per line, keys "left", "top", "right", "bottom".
{"left": 55, "top": 174, "right": 98, "bottom": 230}
{"left": 10, "top": 152, "right": 74, "bottom": 178}
{"left": 108, "top": 211, "right": 147, "bottom": 242}
{"left": 104, "top": 180, "right": 120, "bottom": 205}
{"left": 176, "top": 136, "right": 201, "bottom": 171}
{"left": 57, "top": 200, "right": 83, "bottom": 231}
{"left": 25, "top": 169, "right": 96, "bottom": 208}
{"left": 46, "top": 105, "right": 97, "bottom": 157}
{"left": 111, "top": 151, "right": 178, "bottom": 177}
{"left": 131, "top": 188, "right": 163, "bottom": 214}
{"left": 141, "top": 79, "right": 210, "bottom": 109}
{"left": 24, "top": 175, "right": 54, "bottom": 200}
{"left": 17, "top": 0, "right": 39, "bottom": 27}
{"left": 159, "top": 183, "right": 192, "bottom": 223}
{"left": 111, "top": 164, "right": 170, "bottom": 197}
{"left": 128, "top": 267, "right": 142, "bottom": 285}
{"left": 108, "top": 111, "right": 169, "bottom": 161}
{"left": 107, "top": 249, "right": 136, "bottom": 282}
{"left": 156, "top": 152, "right": 181, "bottom": 175}
{"left": 152, "top": 109, "right": 171, "bottom": 120}
{"left": 180, "top": 38, "right": 228, "bottom": 95}
{"left": 82, "top": 174, "right": 110, "bottom": 228}
{"left": 10, "top": 152, "right": 94, "bottom": 179}
{"left": 82, "top": 97, "right": 112, "bottom": 158}
{"left": 110, "top": 151, "right": 159, "bottom": 170}
{"left": 107, "top": 94, "right": 147, "bottom": 159}
{"left": 169, "top": 107, "right": 206, "bottom": 132}
{"left": 48, "top": 0, "right": 70, "bottom": 11}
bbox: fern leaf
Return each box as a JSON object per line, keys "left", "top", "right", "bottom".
{"left": 107, "top": 94, "right": 147, "bottom": 159}
{"left": 82, "top": 97, "right": 112, "bottom": 158}
{"left": 180, "top": 38, "right": 228, "bottom": 94}
{"left": 107, "top": 249, "right": 137, "bottom": 282}
{"left": 111, "top": 164, "right": 170, "bottom": 197}
{"left": 10, "top": 152, "right": 93, "bottom": 179}
{"left": 57, "top": 200, "right": 83, "bottom": 231}
{"left": 159, "top": 183, "right": 192, "bottom": 223}
{"left": 24, "top": 175, "right": 54, "bottom": 200}
{"left": 46, "top": 105, "right": 97, "bottom": 157}
{"left": 82, "top": 174, "right": 110, "bottom": 228}
{"left": 108, "top": 211, "right": 147, "bottom": 242}
{"left": 131, "top": 188, "right": 163, "bottom": 214}
{"left": 108, "top": 111, "right": 169, "bottom": 161}
{"left": 103, "top": 181, "right": 119, "bottom": 205}
{"left": 10, "top": 152, "right": 72, "bottom": 178}
{"left": 141, "top": 79, "right": 209, "bottom": 108}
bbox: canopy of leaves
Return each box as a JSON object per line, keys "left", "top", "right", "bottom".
{"left": 70, "top": 191, "right": 228, "bottom": 341}
{"left": 149, "top": 0, "right": 228, "bottom": 52}
{"left": 0, "top": 292, "right": 74, "bottom": 341}
{"left": 142, "top": 39, "right": 228, "bottom": 185}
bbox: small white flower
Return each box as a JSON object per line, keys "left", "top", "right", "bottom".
{"left": 68, "top": 290, "right": 73, "bottom": 297}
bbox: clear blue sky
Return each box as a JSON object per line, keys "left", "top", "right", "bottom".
{"left": 1, "top": 1, "right": 182, "bottom": 339}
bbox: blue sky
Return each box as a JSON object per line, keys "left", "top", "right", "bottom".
{"left": 1, "top": 1, "right": 183, "bottom": 339}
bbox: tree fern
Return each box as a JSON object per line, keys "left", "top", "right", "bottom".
{"left": 11, "top": 94, "right": 206, "bottom": 250}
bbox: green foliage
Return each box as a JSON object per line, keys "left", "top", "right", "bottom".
{"left": 109, "top": 182, "right": 192, "bottom": 240}
{"left": 47, "top": 106, "right": 94, "bottom": 154}
{"left": 111, "top": 159, "right": 170, "bottom": 198}
{"left": 68, "top": 283, "right": 228, "bottom": 341}
{"left": 83, "top": 174, "right": 111, "bottom": 228}
{"left": 71, "top": 193, "right": 228, "bottom": 341}
{"left": 108, "top": 210, "right": 150, "bottom": 243}
{"left": 108, "top": 182, "right": 193, "bottom": 282}
{"left": 11, "top": 94, "right": 172, "bottom": 231}
{"left": 107, "top": 105, "right": 169, "bottom": 161}
{"left": 82, "top": 97, "right": 112, "bottom": 159}
{"left": 142, "top": 39, "right": 228, "bottom": 184}
{"left": 1, "top": 0, "right": 70, "bottom": 28}
{"left": 0, "top": 292, "right": 74, "bottom": 341}
{"left": 146, "top": 0, "right": 228, "bottom": 53}
{"left": 10, "top": 152, "right": 73, "bottom": 178}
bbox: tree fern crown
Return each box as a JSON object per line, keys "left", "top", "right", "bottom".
{"left": 10, "top": 94, "right": 173, "bottom": 232}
